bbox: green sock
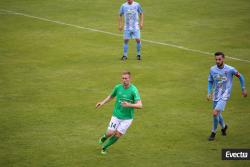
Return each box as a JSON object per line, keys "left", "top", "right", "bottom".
{"left": 102, "top": 135, "right": 119, "bottom": 150}
{"left": 101, "top": 134, "right": 108, "bottom": 143}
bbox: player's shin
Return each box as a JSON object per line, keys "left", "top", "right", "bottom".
{"left": 212, "top": 115, "right": 219, "bottom": 132}
{"left": 123, "top": 42, "right": 128, "bottom": 57}
{"left": 98, "top": 134, "right": 109, "bottom": 144}
{"left": 136, "top": 41, "right": 141, "bottom": 55}
{"left": 101, "top": 134, "right": 108, "bottom": 142}
{"left": 102, "top": 135, "right": 119, "bottom": 150}
{"left": 218, "top": 113, "right": 225, "bottom": 129}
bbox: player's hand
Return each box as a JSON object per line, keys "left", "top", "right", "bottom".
{"left": 118, "top": 25, "right": 123, "bottom": 31}
{"left": 242, "top": 89, "right": 247, "bottom": 97}
{"left": 121, "top": 101, "right": 130, "bottom": 108}
{"left": 207, "top": 94, "right": 212, "bottom": 101}
{"left": 96, "top": 102, "right": 103, "bottom": 109}
{"left": 140, "top": 23, "right": 143, "bottom": 30}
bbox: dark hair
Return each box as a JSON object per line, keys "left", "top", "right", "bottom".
{"left": 122, "top": 71, "right": 131, "bottom": 76}
{"left": 214, "top": 51, "right": 225, "bottom": 58}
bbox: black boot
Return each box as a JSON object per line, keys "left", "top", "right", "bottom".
{"left": 221, "top": 124, "right": 228, "bottom": 136}
{"left": 121, "top": 55, "right": 127, "bottom": 61}
{"left": 137, "top": 55, "right": 141, "bottom": 60}
{"left": 208, "top": 132, "right": 216, "bottom": 141}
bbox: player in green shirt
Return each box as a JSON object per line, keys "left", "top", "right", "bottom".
{"left": 96, "top": 71, "right": 143, "bottom": 155}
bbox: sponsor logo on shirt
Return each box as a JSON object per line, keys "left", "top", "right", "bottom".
{"left": 214, "top": 74, "right": 227, "bottom": 83}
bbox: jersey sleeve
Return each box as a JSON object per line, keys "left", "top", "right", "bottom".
{"left": 231, "top": 67, "right": 239, "bottom": 76}
{"left": 231, "top": 67, "right": 246, "bottom": 90}
{"left": 110, "top": 85, "right": 118, "bottom": 97}
{"left": 119, "top": 5, "right": 124, "bottom": 16}
{"left": 137, "top": 3, "right": 143, "bottom": 14}
{"left": 208, "top": 70, "right": 213, "bottom": 82}
{"left": 207, "top": 69, "right": 214, "bottom": 94}
{"left": 133, "top": 87, "right": 141, "bottom": 102}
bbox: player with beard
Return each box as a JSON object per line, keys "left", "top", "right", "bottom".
{"left": 207, "top": 52, "right": 247, "bottom": 141}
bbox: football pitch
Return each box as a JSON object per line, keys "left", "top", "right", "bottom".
{"left": 0, "top": 0, "right": 250, "bottom": 166}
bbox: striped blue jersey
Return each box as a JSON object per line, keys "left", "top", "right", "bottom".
{"left": 119, "top": 1, "right": 143, "bottom": 31}
{"left": 208, "top": 64, "right": 239, "bottom": 101}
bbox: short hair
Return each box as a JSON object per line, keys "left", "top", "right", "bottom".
{"left": 122, "top": 71, "right": 131, "bottom": 76}
{"left": 214, "top": 51, "right": 225, "bottom": 58}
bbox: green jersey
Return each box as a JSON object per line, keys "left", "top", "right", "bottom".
{"left": 110, "top": 84, "right": 141, "bottom": 120}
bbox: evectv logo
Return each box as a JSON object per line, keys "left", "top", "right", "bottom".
{"left": 226, "top": 151, "right": 248, "bottom": 158}
{"left": 222, "top": 149, "right": 250, "bottom": 160}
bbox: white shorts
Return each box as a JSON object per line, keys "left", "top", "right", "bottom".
{"left": 107, "top": 116, "right": 133, "bottom": 134}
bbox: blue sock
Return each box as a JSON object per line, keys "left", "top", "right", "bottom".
{"left": 212, "top": 115, "right": 219, "bottom": 132}
{"left": 136, "top": 42, "right": 141, "bottom": 55}
{"left": 219, "top": 113, "right": 225, "bottom": 129}
{"left": 123, "top": 43, "right": 128, "bottom": 57}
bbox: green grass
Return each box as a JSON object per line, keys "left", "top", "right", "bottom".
{"left": 0, "top": 0, "right": 250, "bottom": 166}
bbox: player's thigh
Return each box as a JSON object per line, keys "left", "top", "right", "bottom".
{"left": 116, "top": 119, "right": 133, "bottom": 135}
{"left": 124, "top": 30, "right": 132, "bottom": 40}
{"left": 107, "top": 116, "right": 121, "bottom": 132}
{"left": 132, "top": 30, "right": 141, "bottom": 39}
{"left": 213, "top": 101, "right": 218, "bottom": 109}
{"left": 214, "top": 100, "right": 227, "bottom": 112}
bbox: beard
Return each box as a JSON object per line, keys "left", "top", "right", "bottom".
{"left": 216, "top": 62, "right": 224, "bottom": 68}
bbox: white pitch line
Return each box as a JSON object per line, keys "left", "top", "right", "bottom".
{"left": 1, "top": 9, "right": 250, "bottom": 63}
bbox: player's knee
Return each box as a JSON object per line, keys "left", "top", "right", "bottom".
{"left": 213, "top": 110, "right": 219, "bottom": 116}
{"left": 114, "top": 131, "right": 123, "bottom": 138}
{"left": 106, "top": 130, "right": 115, "bottom": 137}
{"left": 124, "top": 39, "right": 129, "bottom": 44}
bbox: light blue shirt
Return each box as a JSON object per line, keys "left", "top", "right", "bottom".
{"left": 119, "top": 1, "right": 143, "bottom": 31}
{"left": 208, "top": 64, "right": 240, "bottom": 101}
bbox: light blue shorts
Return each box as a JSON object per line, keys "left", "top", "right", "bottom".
{"left": 124, "top": 29, "right": 140, "bottom": 39}
{"left": 213, "top": 100, "right": 227, "bottom": 112}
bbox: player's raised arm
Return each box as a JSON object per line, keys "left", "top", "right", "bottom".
{"left": 234, "top": 72, "right": 247, "bottom": 97}
{"left": 97, "top": 84, "right": 118, "bottom": 109}
{"left": 96, "top": 95, "right": 114, "bottom": 109}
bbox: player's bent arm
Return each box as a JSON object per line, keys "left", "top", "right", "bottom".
{"left": 132, "top": 100, "right": 143, "bottom": 109}
{"left": 235, "top": 73, "right": 246, "bottom": 90}
{"left": 96, "top": 95, "right": 114, "bottom": 109}
{"left": 235, "top": 73, "right": 247, "bottom": 97}
{"left": 122, "top": 100, "right": 143, "bottom": 109}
